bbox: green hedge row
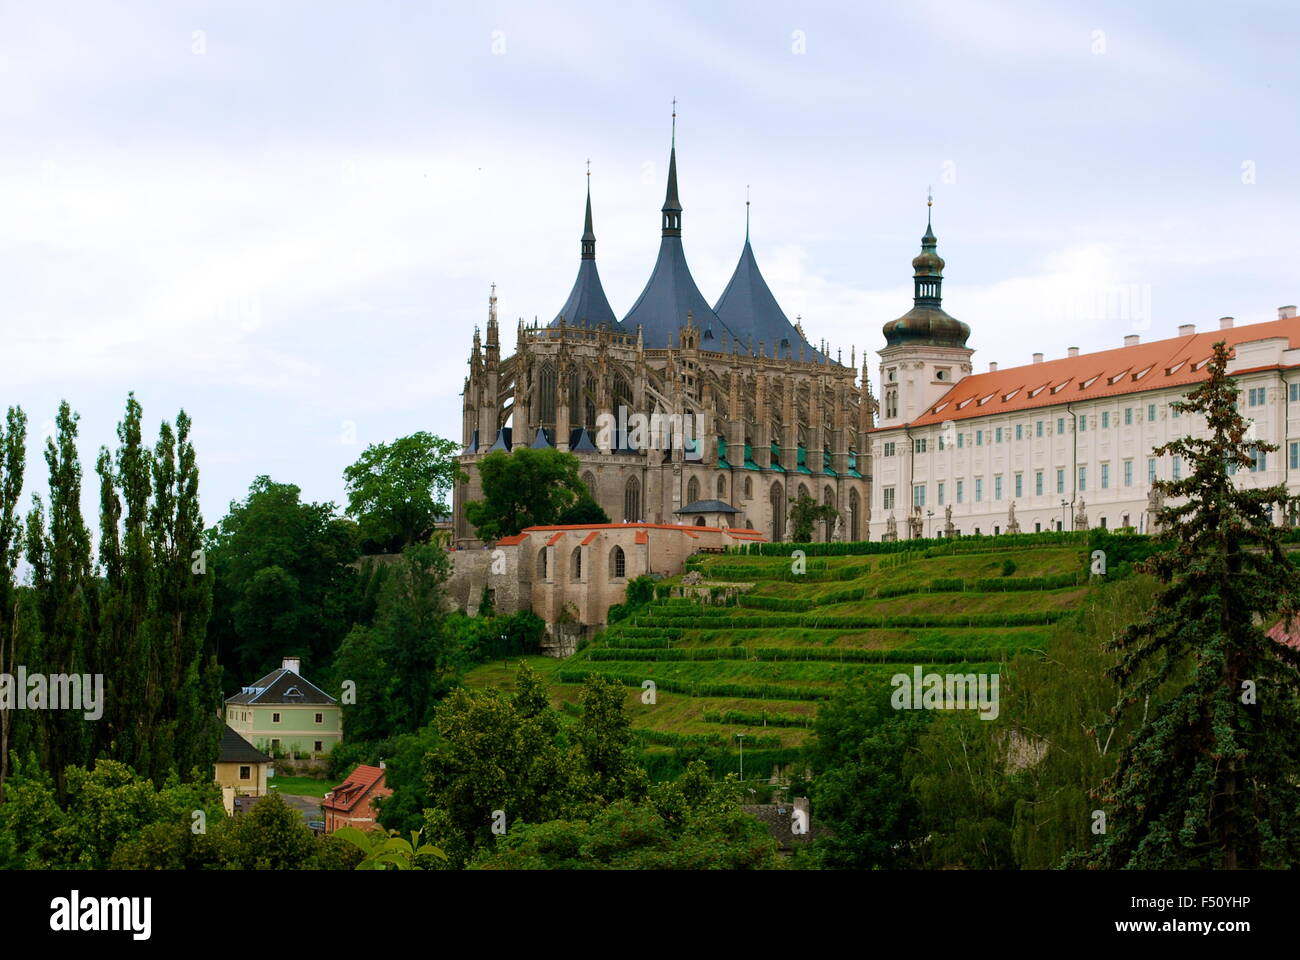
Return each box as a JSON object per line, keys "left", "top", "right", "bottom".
{"left": 684, "top": 563, "right": 864, "bottom": 583}
{"left": 702, "top": 709, "right": 815, "bottom": 729}
{"left": 633, "top": 729, "right": 783, "bottom": 750}
{"left": 552, "top": 668, "right": 833, "bottom": 702}
{"left": 731, "top": 530, "right": 1089, "bottom": 557}
{"left": 874, "top": 572, "right": 1084, "bottom": 598}
{"left": 736, "top": 595, "right": 814, "bottom": 612}
{"left": 588, "top": 646, "right": 1012, "bottom": 664}
{"left": 631, "top": 611, "right": 1069, "bottom": 630}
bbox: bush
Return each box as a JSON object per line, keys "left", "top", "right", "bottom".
{"left": 1001, "top": 558, "right": 1017, "bottom": 577}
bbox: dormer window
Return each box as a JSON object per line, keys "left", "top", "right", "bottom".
{"left": 285, "top": 686, "right": 303, "bottom": 699}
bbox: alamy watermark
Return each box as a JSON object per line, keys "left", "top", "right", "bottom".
{"left": 0, "top": 668, "right": 104, "bottom": 720}
{"left": 890, "top": 666, "right": 1000, "bottom": 720}
{"left": 595, "top": 406, "right": 706, "bottom": 461}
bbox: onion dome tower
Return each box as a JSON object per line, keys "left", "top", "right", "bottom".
{"left": 881, "top": 193, "right": 970, "bottom": 349}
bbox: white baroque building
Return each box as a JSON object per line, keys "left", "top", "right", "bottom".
{"left": 869, "top": 205, "right": 1300, "bottom": 540}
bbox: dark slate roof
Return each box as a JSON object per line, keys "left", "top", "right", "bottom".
{"left": 569, "top": 427, "right": 598, "bottom": 453}
{"left": 530, "top": 427, "right": 553, "bottom": 449}
{"left": 714, "top": 239, "right": 823, "bottom": 362}
{"left": 551, "top": 259, "right": 622, "bottom": 331}
{"left": 218, "top": 724, "right": 272, "bottom": 764}
{"left": 674, "top": 499, "right": 739, "bottom": 514}
{"left": 623, "top": 237, "right": 734, "bottom": 348}
{"left": 489, "top": 427, "right": 513, "bottom": 452}
{"left": 224, "top": 667, "right": 338, "bottom": 706}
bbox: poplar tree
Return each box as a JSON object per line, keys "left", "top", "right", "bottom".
{"left": 25, "top": 402, "right": 96, "bottom": 792}
{"left": 1087, "top": 342, "right": 1300, "bottom": 868}
{"left": 0, "top": 406, "right": 27, "bottom": 800}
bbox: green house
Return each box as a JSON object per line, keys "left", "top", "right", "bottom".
{"left": 224, "top": 657, "right": 342, "bottom": 757}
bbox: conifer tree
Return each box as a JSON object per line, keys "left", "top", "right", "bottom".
{"left": 1087, "top": 342, "right": 1300, "bottom": 868}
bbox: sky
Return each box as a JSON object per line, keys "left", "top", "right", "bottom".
{"left": 1, "top": 0, "right": 1297, "bottom": 533}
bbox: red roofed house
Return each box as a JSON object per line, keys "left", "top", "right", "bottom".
{"left": 869, "top": 205, "right": 1300, "bottom": 540}
{"left": 323, "top": 764, "right": 391, "bottom": 833}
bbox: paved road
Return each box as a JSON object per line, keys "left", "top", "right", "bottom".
{"left": 271, "top": 790, "right": 322, "bottom": 824}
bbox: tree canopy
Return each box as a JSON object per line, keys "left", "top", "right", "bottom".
{"left": 463, "top": 448, "right": 588, "bottom": 540}
{"left": 343, "top": 432, "right": 464, "bottom": 553}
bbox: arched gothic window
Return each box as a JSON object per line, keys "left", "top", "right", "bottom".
{"left": 538, "top": 363, "right": 557, "bottom": 427}
{"left": 686, "top": 476, "right": 700, "bottom": 505}
{"left": 610, "top": 545, "right": 626, "bottom": 578}
{"left": 624, "top": 476, "right": 641, "bottom": 523}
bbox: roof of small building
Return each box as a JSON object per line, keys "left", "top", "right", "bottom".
{"left": 218, "top": 725, "right": 272, "bottom": 764}
{"left": 225, "top": 666, "right": 338, "bottom": 706}
{"left": 674, "top": 499, "right": 739, "bottom": 514}
{"left": 323, "top": 764, "right": 387, "bottom": 813}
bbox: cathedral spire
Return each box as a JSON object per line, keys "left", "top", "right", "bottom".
{"left": 662, "top": 99, "right": 682, "bottom": 237}
{"left": 581, "top": 161, "right": 596, "bottom": 260}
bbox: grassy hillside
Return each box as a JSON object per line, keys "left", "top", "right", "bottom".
{"left": 464, "top": 534, "right": 1094, "bottom": 780}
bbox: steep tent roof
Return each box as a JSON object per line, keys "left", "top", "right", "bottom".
{"left": 622, "top": 140, "right": 736, "bottom": 348}
{"left": 551, "top": 180, "right": 624, "bottom": 332}
{"left": 714, "top": 238, "right": 820, "bottom": 361}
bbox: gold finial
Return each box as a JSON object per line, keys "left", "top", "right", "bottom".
{"left": 927, "top": 185, "right": 933, "bottom": 207}
{"left": 671, "top": 97, "right": 677, "bottom": 146}
{"left": 586, "top": 158, "right": 590, "bottom": 178}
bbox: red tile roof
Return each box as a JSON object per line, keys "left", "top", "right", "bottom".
{"left": 896, "top": 317, "right": 1300, "bottom": 430}
{"left": 1267, "top": 618, "right": 1300, "bottom": 650}
{"left": 322, "top": 764, "right": 386, "bottom": 813}
{"left": 634, "top": 531, "right": 649, "bottom": 545}
{"left": 546, "top": 531, "right": 566, "bottom": 546}
{"left": 495, "top": 534, "right": 528, "bottom": 546}
{"left": 580, "top": 530, "right": 600, "bottom": 546}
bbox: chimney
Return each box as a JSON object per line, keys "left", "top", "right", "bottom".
{"left": 1280, "top": 305, "right": 1297, "bottom": 320}
{"left": 1032, "top": 352, "right": 1043, "bottom": 364}
{"left": 1068, "top": 346, "right": 1079, "bottom": 358}
{"left": 988, "top": 362, "right": 998, "bottom": 373}
{"left": 379, "top": 760, "right": 386, "bottom": 771}
{"left": 1123, "top": 334, "right": 1140, "bottom": 347}
{"left": 1219, "top": 316, "right": 1234, "bottom": 330}
{"left": 1178, "top": 324, "right": 1196, "bottom": 337}
{"left": 282, "top": 656, "right": 300, "bottom": 674}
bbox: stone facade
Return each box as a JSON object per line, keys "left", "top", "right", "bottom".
{"left": 448, "top": 521, "right": 766, "bottom": 629}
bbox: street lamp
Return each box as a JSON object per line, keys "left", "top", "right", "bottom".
{"left": 736, "top": 733, "right": 745, "bottom": 783}
{"left": 1060, "top": 500, "right": 1068, "bottom": 532}
{"left": 926, "top": 509, "right": 934, "bottom": 538}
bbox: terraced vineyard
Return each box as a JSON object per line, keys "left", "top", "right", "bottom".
{"left": 464, "top": 534, "right": 1094, "bottom": 779}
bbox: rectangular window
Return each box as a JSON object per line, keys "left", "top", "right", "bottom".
{"left": 1014, "top": 473, "right": 1023, "bottom": 498}
{"left": 956, "top": 480, "right": 964, "bottom": 504}
{"left": 1251, "top": 448, "right": 1267, "bottom": 472}
{"left": 315, "top": 741, "right": 323, "bottom": 752}
{"left": 937, "top": 482, "right": 945, "bottom": 505}
{"left": 1015, "top": 424, "right": 1023, "bottom": 440}
{"left": 1035, "top": 470, "right": 1043, "bottom": 496}
{"left": 1056, "top": 468, "right": 1065, "bottom": 494}
{"left": 1057, "top": 417, "right": 1065, "bottom": 435}
{"left": 1171, "top": 403, "right": 1180, "bottom": 419}
{"left": 239, "top": 766, "right": 251, "bottom": 781}
{"left": 272, "top": 712, "right": 281, "bottom": 724}
{"left": 958, "top": 433, "right": 965, "bottom": 449}
{"left": 995, "top": 427, "right": 1003, "bottom": 443}
{"left": 1172, "top": 456, "right": 1182, "bottom": 481}
{"left": 1291, "top": 383, "right": 1300, "bottom": 403}
{"left": 1079, "top": 415, "right": 1087, "bottom": 432}
{"left": 1249, "top": 387, "right": 1265, "bottom": 407}
{"left": 914, "top": 438, "right": 927, "bottom": 454}
{"left": 1036, "top": 420, "right": 1044, "bottom": 438}
{"left": 994, "top": 476, "right": 1003, "bottom": 500}
{"left": 1078, "top": 466, "right": 1087, "bottom": 492}
{"left": 883, "top": 441, "right": 896, "bottom": 457}
{"left": 975, "top": 478, "right": 983, "bottom": 502}
{"left": 938, "top": 435, "right": 945, "bottom": 451}
{"left": 1101, "top": 462, "right": 1109, "bottom": 489}
{"left": 1148, "top": 458, "right": 1157, "bottom": 484}
{"left": 1124, "top": 408, "right": 1132, "bottom": 426}
{"left": 976, "top": 430, "right": 983, "bottom": 447}
{"left": 1147, "top": 403, "right": 1156, "bottom": 422}
{"left": 1102, "top": 411, "right": 1110, "bottom": 429}
{"left": 913, "top": 484, "right": 927, "bottom": 507}
{"left": 882, "top": 487, "right": 896, "bottom": 511}
{"left": 1291, "top": 442, "right": 1299, "bottom": 471}
{"left": 315, "top": 713, "right": 323, "bottom": 724}
{"left": 1123, "top": 460, "right": 1133, "bottom": 487}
